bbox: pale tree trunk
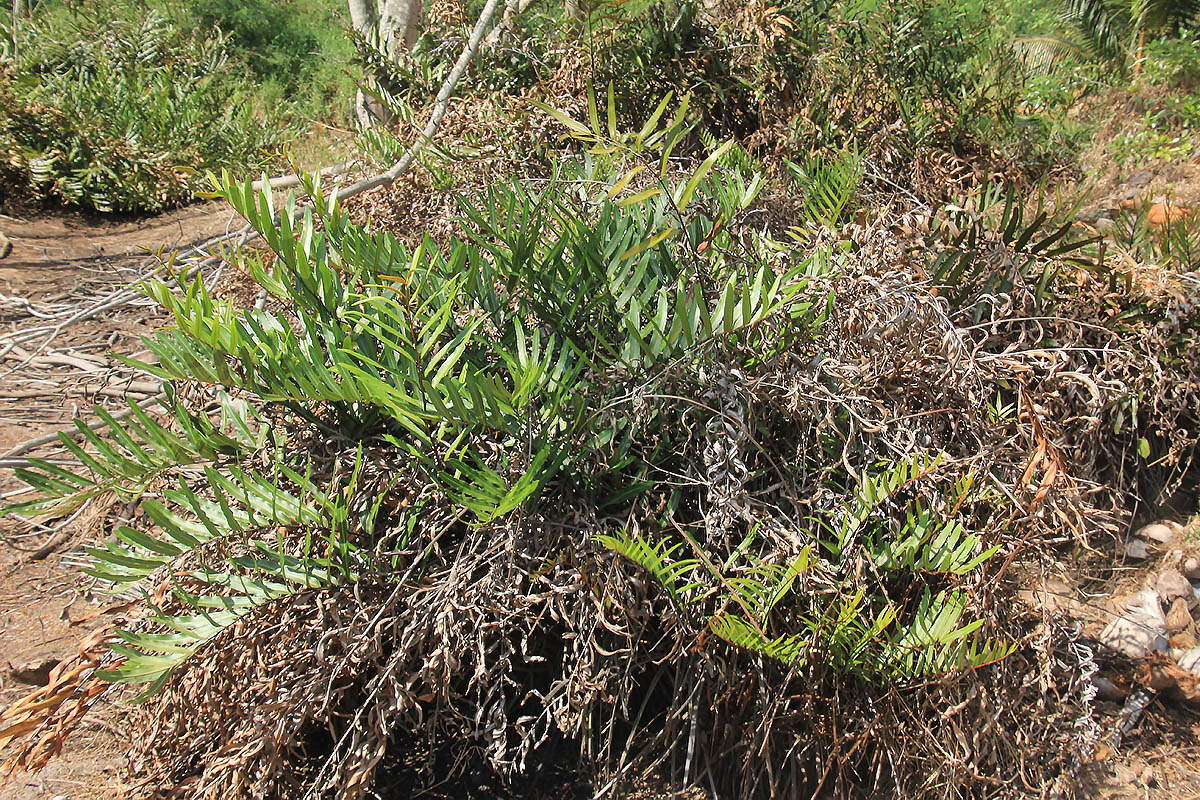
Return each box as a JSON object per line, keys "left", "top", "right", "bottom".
{"left": 484, "top": 0, "right": 536, "bottom": 49}
{"left": 12, "top": 0, "right": 27, "bottom": 62}
{"left": 349, "top": 0, "right": 428, "bottom": 127}
{"left": 348, "top": 0, "right": 382, "bottom": 128}
{"left": 564, "top": 0, "right": 583, "bottom": 31}
{"left": 379, "top": 0, "right": 425, "bottom": 55}
{"left": 347, "top": 0, "right": 377, "bottom": 32}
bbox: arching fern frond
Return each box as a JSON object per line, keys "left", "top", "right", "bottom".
{"left": 7, "top": 391, "right": 263, "bottom": 516}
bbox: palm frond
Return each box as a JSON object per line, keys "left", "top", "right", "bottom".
{"left": 8, "top": 391, "right": 262, "bottom": 516}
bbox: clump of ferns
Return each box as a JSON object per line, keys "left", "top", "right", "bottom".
{"left": 2, "top": 91, "right": 1023, "bottom": 796}
{"left": 601, "top": 452, "right": 1013, "bottom": 685}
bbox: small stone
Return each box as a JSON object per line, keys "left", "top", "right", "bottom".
{"left": 1172, "top": 629, "right": 1198, "bottom": 649}
{"left": 1100, "top": 589, "right": 1168, "bottom": 659}
{"left": 1127, "top": 170, "right": 1153, "bottom": 187}
{"left": 7, "top": 657, "right": 59, "bottom": 685}
{"left": 1017, "top": 578, "right": 1076, "bottom": 615}
{"left": 1124, "top": 539, "right": 1152, "bottom": 560}
{"left": 1135, "top": 522, "right": 1177, "bottom": 546}
{"left": 1166, "top": 597, "right": 1193, "bottom": 634}
{"left": 1157, "top": 569, "right": 1193, "bottom": 603}
{"left": 1092, "top": 675, "right": 1126, "bottom": 701}
{"left": 1101, "top": 616, "right": 1168, "bottom": 658}
{"left": 1178, "top": 647, "right": 1200, "bottom": 675}
{"left": 1183, "top": 557, "right": 1200, "bottom": 581}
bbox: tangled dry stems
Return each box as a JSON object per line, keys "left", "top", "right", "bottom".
{"left": 78, "top": 214, "right": 1189, "bottom": 798}
{"left": 4, "top": 9, "right": 1199, "bottom": 799}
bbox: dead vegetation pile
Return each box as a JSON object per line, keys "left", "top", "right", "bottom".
{"left": 1, "top": 131, "right": 1196, "bottom": 797}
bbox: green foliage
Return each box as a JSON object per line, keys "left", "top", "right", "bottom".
{"left": 8, "top": 99, "right": 839, "bottom": 696}
{"left": 9, "top": 390, "right": 263, "bottom": 516}
{"left": 1063, "top": 0, "right": 1200, "bottom": 67}
{"left": 600, "top": 454, "right": 1012, "bottom": 682}
{"left": 785, "top": 147, "right": 864, "bottom": 230}
{"left": 0, "top": 4, "right": 285, "bottom": 211}
{"left": 1142, "top": 26, "right": 1200, "bottom": 86}
{"left": 1109, "top": 110, "right": 1197, "bottom": 163}
{"left": 929, "top": 181, "right": 1098, "bottom": 318}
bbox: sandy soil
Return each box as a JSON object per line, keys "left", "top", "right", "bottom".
{"left": 0, "top": 202, "right": 241, "bottom": 799}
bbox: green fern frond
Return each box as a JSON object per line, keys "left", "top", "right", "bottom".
{"left": 869, "top": 504, "right": 997, "bottom": 575}
{"left": 440, "top": 443, "right": 563, "bottom": 523}
{"left": 886, "top": 590, "right": 1013, "bottom": 678}
{"left": 708, "top": 612, "right": 808, "bottom": 666}
{"left": 785, "top": 147, "right": 864, "bottom": 229}
{"left": 597, "top": 529, "right": 704, "bottom": 603}
{"left": 85, "top": 462, "right": 333, "bottom": 585}
{"left": 98, "top": 547, "right": 338, "bottom": 700}
{"left": 8, "top": 391, "right": 263, "bottom": 516}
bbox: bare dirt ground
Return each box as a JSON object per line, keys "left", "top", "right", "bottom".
{"left": 0, "top": 202, "right": 241, "bottom": 799}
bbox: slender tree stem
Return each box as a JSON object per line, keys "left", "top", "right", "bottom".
{"left": 335, "top": 0, "right": 506, "bottom": 198}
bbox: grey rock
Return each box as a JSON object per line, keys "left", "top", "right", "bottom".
{"left": 1100, "top": 589, "right": 1168, "bottom": 659}
{"left": 1124, "top": 538, "right": 1152, "bottom": 560}
{"left": 0, "top": 232, "right": 9, "bottom": 260}
{"left": 1101, "top": 615, "right": 1168, "bottom": 658}
{"left": 1127, "top": 170, "right": 1153, "bottom": 187}
{"left": 1166, "top": 597, "right": 1193, "bottom": 634}
{"left": 1178, "top": 646, "right": 1200, "bottom": 675}
{"left": 1135, "top": 522, "right": 1177, "bottom": 545}
{"left": 1092, "top": 675, "right": 1127, "bottom": 701}
{"left": 1157, "top": 569, "right": 1193, "bottom": 603}
{"left": 1183, "top": 557, "right": 1200, "bottom": 581}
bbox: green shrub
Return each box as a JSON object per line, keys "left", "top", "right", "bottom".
{"left": 180, "top": 0, "right": 356, "bottom": 120}
{"left": 5, "top": 96, "right": 1040, "bottom": 797}
{"left": 0, "top": 4, "right": 289, "bottom": 212}
{"left": 1143, "top": 27, "right": 1200, "bottom": 88}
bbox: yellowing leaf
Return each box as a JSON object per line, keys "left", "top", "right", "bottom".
{"left": 637, "top": 93, "right": 674, "bottom": 143}
{"left": 529, "top": 100, "right": 591, "bottom": 136}
{"left": 618, "top": 188, "right": 663, "bottom": 206}
{"left": 607, "top": 81, "right": 618, "bottom": 139}
{"left": 587, "top": 82, "right": 600, "bottom": 136}
{"left": 621, "top": 228, "right": 678, "bottom": 261}
{"left": 678, "top": 140, "right": 735, "bottom": 211}
{"left": 607, "top": 166, "right": 648, "bottom": 199}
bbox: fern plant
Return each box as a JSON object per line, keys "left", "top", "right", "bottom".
{"left": 5, "top": 94, "right": 828, "bottom": 699}
{"left": 0, "top": 5, "right": 285, "bottom": 211}
{"left": 601, "top": 454, "right": 1012, "bottom": 682}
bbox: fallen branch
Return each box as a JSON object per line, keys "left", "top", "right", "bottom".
{"left": 250, "top": 161, "right": 352, "bottom": 192}
{"left": 1, "top": 391, "right": 167, "bottom": 460}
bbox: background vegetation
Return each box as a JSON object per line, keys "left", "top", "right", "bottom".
{"left": 0, "top": 0, "right": 353, "bottom": 211}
